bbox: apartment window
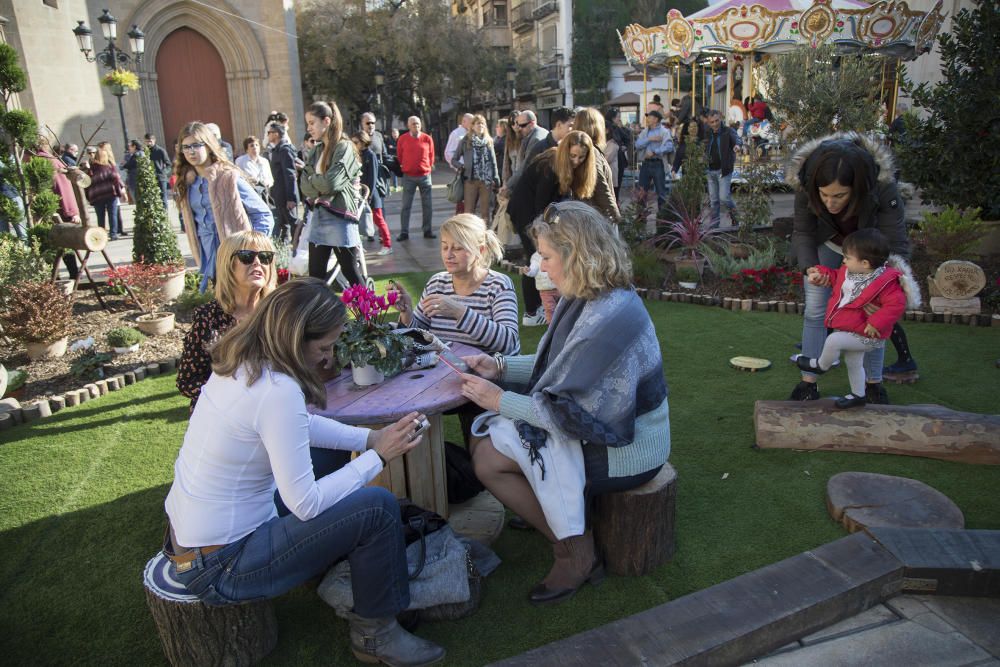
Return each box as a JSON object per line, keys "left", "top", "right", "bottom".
{"left": 493, "top": 2, "right": 507, "bottom": 24}
{"left": 541, "top": 24, "right": 557, "bottom": 53}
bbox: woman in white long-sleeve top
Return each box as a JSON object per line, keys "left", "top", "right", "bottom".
{"left": 162, "top": 278, "right": 445, "bottom": 666}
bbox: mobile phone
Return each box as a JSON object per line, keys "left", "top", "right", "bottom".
{"left": 412, "top": 417, "right": 431, "bottom": 438}
{"left": 437, "top": 354, "right": 466, "bottom": 376}
{"left": 437, "top": 347, "right": 469, "bottom": 373}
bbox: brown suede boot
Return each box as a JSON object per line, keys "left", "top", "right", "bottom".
{"left": 529, "top": 530, "right": 605, "bottom": 606}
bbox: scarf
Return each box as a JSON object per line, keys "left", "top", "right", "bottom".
{"left": 515, "top": 289, "right": 668, "bottom": 477}
{"left": 839, "top": 264, "right": 887, "bottom": 308}
{"left": 470, "top": 136, "right": 493, "bottom": 184}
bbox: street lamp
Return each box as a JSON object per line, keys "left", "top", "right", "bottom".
{"left": 506, "top": 62, "right": 517, "bottom": 106}
{"left": 374, "top": 62, "right": 386, "bottom": 131}
{"left": 72, "top": 9, "right": 145, "bottom": 152}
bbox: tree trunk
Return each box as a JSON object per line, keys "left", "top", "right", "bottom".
{"left": 754, "top": 400, "right": 1000, "bottom": 465}
{"left": 593, "top": 463, "right": 677, "bottom": 576}
{"left": 144, "top": 586, "right": 278, "bottom": 667}
{"left": 48, "top": 223, "right": 107, "bottom": 251}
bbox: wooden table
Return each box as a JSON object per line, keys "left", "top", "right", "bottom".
{"left": 311, "top": 342, "right": 478, "bottom": 518}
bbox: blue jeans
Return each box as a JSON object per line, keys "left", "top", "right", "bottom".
{"left": 399, "top": 174, "right": 433, "bottom": 235}
{"left": 801, "top": 243, "right": 884, "bottom": 382}
{"left": 706, "top": 170, "right": 736, "bottom": 227}
{"left": 171, "top": 486, "right": 410, "bottom": 616}
{"left": 637, "top": 159, "right": 668, "bottom": 208}
{"left": 93, "top": 197, "right": 121, "bottom": 238}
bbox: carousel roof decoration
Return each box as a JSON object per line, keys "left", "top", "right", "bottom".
{"left": 618, "top": 0, "right": 945, "bottom": 67}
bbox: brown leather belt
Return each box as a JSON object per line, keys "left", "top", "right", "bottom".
{"left": 165, "top": 525, "right": 227, "bottom": 573}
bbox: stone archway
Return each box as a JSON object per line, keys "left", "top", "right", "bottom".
{"left": 126, "top": 0, "right": 270, "bottom": 150}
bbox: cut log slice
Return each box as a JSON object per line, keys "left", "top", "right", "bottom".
{"left": 48, "top": 223, "right": 107, "bottom": 251}
{"left": 730, "top": 356, "right": 772, "bottom": 372}
{"left": 827, "top": 471, "right": 965, "bottom": 533}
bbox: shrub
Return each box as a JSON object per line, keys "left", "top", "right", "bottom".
{"left": 0, "top": 234, "right": 50, "bottom": 290}
{"left": 132, "top": 150, "right": 182, "bottom": 267}
{"left": 0, "top": 109, "right": 37, "bottom": 149}
{"left": 0, "top": 280, "right": 72, "bottom": 343}
{"left": 733, "top": 157, "right": 779, "bottom": 240}
{"left": 68, "top": 338, "right": 111, "bottom": 381}
{"left": 676, "top": 265, "right": 700, "bottom": 284}
{"left": 106, "top": 327, "right": 146, "bottom": 348}
{"left": 728, "top": 266, "right": 802, "bottom": 298}
{"left": 912, "top": 206, "right": 985, "bottom": 259}
{"left": 653, "top": 202, "right": 727, "bottom": 259}
{"left": 619, "top": 187, "right": 654, "bottom": 247}
{"left": 667, "top": 138, "right": 708, "bottom": 221}
{"left": 176, "top": 284, "right": 214, "bottom": 313}
{"left": 28, "top": 190, "right": 59, "bottom": 222}
{"left": 104, "top": 262, "right": 176, "bottom": 314}
{"left": 4, "top": 368, "right": 27, "bottom": 395}
{"left": 631, "top": 243, "right": 668, "bottom": 289}
{"left": 23, "top": 157, "right": 54, "bottom": 193}
{"left": 703, "top": 237, "right": 782, "bottom": 277}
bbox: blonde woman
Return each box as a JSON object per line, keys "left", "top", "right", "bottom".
{"left": 458, "top": 201, "right": 670, "bottom": 605}
{"left": 298, "top": 101, "right": 364, "bottom": 286}
{"left": 450, "top": 114, "right": 499, "bottom": 222}
{"left": 164, "top": 278, "right": 445, "bottom": 665}
{"left": 508, "top": 131, "right": 597, "bottom": 324}
{"left": 571, "top": 108, "right": 621, "bottom": 222}
{"left": 83, "top": 141, "right": 125, "bottom": 240}
{"left": 175, "top": 122, "right": 273, "bottom": 292}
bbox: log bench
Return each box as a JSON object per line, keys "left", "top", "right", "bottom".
{"left": 143, "top": 552, "right": 278, "bottom": 666}
{"left": 593, "top": 463, "right": 677, "bottom": 576}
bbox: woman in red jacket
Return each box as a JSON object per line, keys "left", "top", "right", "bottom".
{"left": 84, "top": 141, "right": 125, "bottom": 240}
{"left": 793, "top": 229, "right": 920, "bottom": 408}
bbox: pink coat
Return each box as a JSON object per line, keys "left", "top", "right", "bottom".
{"left": 814, "top": 264, "right": 906, "bottom": 339}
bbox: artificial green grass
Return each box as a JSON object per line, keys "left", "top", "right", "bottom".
{"left": 1, "top": 272, "right": 998, "bottom": 665}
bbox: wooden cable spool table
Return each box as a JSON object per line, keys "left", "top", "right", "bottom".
{"left": 310, "top": 342, "right": 478, "bottom": 518}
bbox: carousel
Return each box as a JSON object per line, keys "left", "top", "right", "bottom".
{"left": 618, "top": 0, "right": 946, "bottom": 120}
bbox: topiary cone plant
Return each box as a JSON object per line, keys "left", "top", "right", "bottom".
{"left": 132, "top": 149, "right": 182, "bottom": 269}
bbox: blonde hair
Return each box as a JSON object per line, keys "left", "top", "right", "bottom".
{"left": 440, "top": 213, "right": 503, "bottom": 269}
{"left": 573, "top": 108, "right": 606, "bottom": 150}
{"left": 552, "top": 131, "right": 596, "bottom": 199}
{"left": 93, "top": 141, "right": 115, "bottom": 166}
{"left": 173, "top": 121, "right": 235, "bottom": 202}
{"left": 212, "top": 278, "right": 346, "bottom": 409}
{"left": 466, "top": 114, "right": 493, "bottom": 146}
{"left": 214, "top": 231, "right": 278, "bottom": 315}
{"left": 530, "top": 201, "right": 631, "bottom": 299}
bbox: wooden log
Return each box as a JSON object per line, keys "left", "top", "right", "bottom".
{"left": 593, "top": 463, "right": 677, "bottom": 576}
{"left": 106, "top": 377, "right": 120, "bottom": 391}
{"left": 21, "top": 399, "right": 52, "bottom": 422}
{"left": 146, "top": 363, "right": 161, "bottom": 377}
{"left": 124, "top": 371, "right": 136, "bottom": 385}
{"left": 754, "top": 400, "right": 1000, "bottom": 465}
{"left": 143, "top": 553, "right": 277, "bottom": 667}
{"left": 64, "top": 391, "right": 80, "bottom": 407}
{"left": 48, "top": 223, "right": 107, "bottom": 251}
{"left": 49, "top": 395, "right": 65, "bottom": 413}
{"left": 160, "top": 358, "right": 177, "bottom": 374}
{"left": 134, "top": 366, "right": 147, "bottom": 381}
{"left": 85, "top": 384, "right": 100, "bottom": 399}
{"left": 95, "top": 380, "right": 109, "bottom": 395}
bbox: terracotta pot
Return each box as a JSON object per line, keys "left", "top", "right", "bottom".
{"left": 26, "top": 337, "right": 69, "bottom": 361}
{"left": 351, "top": 363, "right": 384, "bottom": 387}
{"left": 159, "top": 270, "right": 187, "bottom": 302}
{"left": 136, "top": 312, "right": 176, "bottom": 336}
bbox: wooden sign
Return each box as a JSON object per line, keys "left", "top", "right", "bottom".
{"left": 928, "top": 260, "right": 986, "bottom": 300}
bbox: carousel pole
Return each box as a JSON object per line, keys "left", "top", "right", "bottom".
{"left": 889, "top": 58, "right": 901, "bottom": 122}
{"left": 643, "top": 62, "right": 648, "bottom": 116}
{"left": 726, "top": 55, "right": 734, "bottom": 110}
{"left": 692, "top": 61, "right": 697, "bottom": 110}
{"left": 710, "top": 59, "right": 716, "bottom": 110}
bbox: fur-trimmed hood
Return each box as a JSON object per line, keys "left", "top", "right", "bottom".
{"left": 887, "top": 253, "right": 922, "bottom": 310}
{"left": 786, "top": 132, "right": 897, "bottom": 188}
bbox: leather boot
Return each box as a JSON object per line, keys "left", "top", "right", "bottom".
{"left": 529, "top": 530, "right": 605, "bottom": 606}
{"left": 347, "top": 614, "right": 445, "bottom": 667}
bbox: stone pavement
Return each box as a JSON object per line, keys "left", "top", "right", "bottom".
{"left": 750, "top": 595, "right": 1000, "bottom": 666}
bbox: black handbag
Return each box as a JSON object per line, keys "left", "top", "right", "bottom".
{"left": 398, "top": 498, "right": 447, "bottom": 580}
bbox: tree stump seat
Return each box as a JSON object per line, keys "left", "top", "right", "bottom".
{"left": 593, "top": 463, "right": 677, "bottom": 576}
{"left": 142, "top": 552, "right": 278, "bottom": 666}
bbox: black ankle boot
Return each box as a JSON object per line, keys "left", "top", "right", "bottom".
{"left": 789, "top": 380, "right": 820, "bottom": 401}
{"left": 835, "top": 393, "right": 867, "bottom": 409}
{"left": 865, "top": 382, "right": 890, "bottom": 405}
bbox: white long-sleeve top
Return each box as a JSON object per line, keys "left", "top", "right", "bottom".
{"left": 165, "top": 366, "right": 380, "bottom": 547}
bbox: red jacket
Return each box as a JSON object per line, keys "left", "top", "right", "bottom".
{"left": 815, "top": 264, "right": 906, "bottom": 338}
{"left": 396, "top": 131, "right": 435, "bottom": 177}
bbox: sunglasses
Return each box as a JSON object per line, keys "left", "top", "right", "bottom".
{"left": 181, "top": 142, "right": 206, "bottom": 152}
{"left": 542, "top": 202, "right": 564, "bottom": 225}
{"left": 232, "top": 250, "right": 275, "bottom": 265}
{"left": 364, "top": 120, "right": 375, "bottom": 125}
{"left": 516, "top": 122, "right": 531, "bottom": 128}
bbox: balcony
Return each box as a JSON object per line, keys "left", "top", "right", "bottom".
{"left": 538, "top": 61, "right": 561, "bottom": 89}
{"left": 533, "top": 0, "right": 557, "bottom": 20}
{"left": 479, "top": 20, "right": 512, "bottom": 48}
{"left": 512, "top": 2, "right": 534, "bottom": 33}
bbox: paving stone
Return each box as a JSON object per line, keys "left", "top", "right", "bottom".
{"left": 914, "top": 595, "right": 1000, "bottom": 657}
{"left": 800, "top": 604, "right": 900, "bottom": 645}
{"left": 886, "top": 595, "right": 932, "bottom": 619}
{"left": 752, "top": 617, "right": 992, "bottom": 666}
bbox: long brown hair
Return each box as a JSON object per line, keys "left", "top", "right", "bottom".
{"left": 173, "top": 121, "right": 234, "bottom": 203}
{"left": 308, "top": 101, "right": 345, "bottom": 173}
{"left": 552, "top": 131, "right": 596, "bottom": 199}
{"left": 573, "top": 108, "right": 606, "bottom": 150}
{"left": 211, "top": 278, "right": 346, "bottom": 409}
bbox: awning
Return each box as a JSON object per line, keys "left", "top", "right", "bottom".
{"left": 603, "top": 92, "right": 640, "bottom": 107}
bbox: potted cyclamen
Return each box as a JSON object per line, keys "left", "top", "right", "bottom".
{"left": 335, "top": 285, "right": 412, "bottom": 386}
{"left": 0, "top": 281, "right": 73, "bottom": 360}
{"left": 104, "top": 262, "right": 178, "bottom": 335}
{"left": 106, "top": 326, "right": 146, "bottom": 354}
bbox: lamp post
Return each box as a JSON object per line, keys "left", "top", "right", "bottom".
{"left": 506, "top": 62, "right": 517, "bottom": 109}
{"left": 374, "top": 62, "right": 386, "bottom": 131}
{"left": 72, "top": 9, "right": 145, "bottom": 152}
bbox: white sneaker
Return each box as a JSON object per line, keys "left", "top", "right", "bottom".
{"left": 522, "top": 310, "right": 547, "bottom": 327}
{"left": 376, "top": 246, "right": 393, "bottom": 256}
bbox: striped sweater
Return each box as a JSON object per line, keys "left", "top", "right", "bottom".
{"left": 410, "top": 271, "right": 520, "bottom": 355}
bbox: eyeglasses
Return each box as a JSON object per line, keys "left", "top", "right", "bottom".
{"left": 232, "top": 250, "right": 275, "bottom": 265}
{"left": 181, "top": 142, "right": 206, "bottom": 153}
{"left": 516, "top": 122, "right": 531, "bottom": 128}
{"left": 542, "top": 202, "right": 564, "bottom": 225}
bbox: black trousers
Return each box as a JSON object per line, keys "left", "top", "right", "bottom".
{"left": 517, "top": 229, "right": 541, "bottom": 314}
{"left": 308, "top": 243, "right": 364, "bottom": 288}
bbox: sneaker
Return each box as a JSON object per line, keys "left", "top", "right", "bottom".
{"left": 883, "top": 359, "right": 918, "bottom": 375}
{"left": 865, "top": 382, "right": 890, "bottom": 405}
{"left": 835, "top": 393, "right": 867, "bottom": 409}
{"left": 396, "top": 233, "right": 409, "bottom": 241}
{"left": 789, "top": 380, "right": 820, "bottom": 401}
{"left": 423, "top": 231, "right": 437, "bottom": 239}
{"left": 376, "top": 246, "right": 393, "bottom": 256}
{"left": 522, "top": 310, "right": 547, "bottom": 327}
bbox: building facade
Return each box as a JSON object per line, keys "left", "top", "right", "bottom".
{"left": 1, "top": 0, "right": 303, "bottom": 159}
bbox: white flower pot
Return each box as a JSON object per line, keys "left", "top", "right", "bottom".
{"left": 159, "top": 270, "right": 187, "bottom": 302}
{"left": 137, "top": 312, "right": 176, "bottom": 335}
{"left": 113, "top": 344, "right": 141, "bottom": 354}
{"left": 26, "top": 337, "right": 69, "bottom": 361}
{"left": 678, "top": 281, "right": 699, "bottom": 290}
{"left": 55, "top": 279, "right": 76, "bottom": 296}
{"left": 351, "top": 363, "right": 384, "bottom": 387}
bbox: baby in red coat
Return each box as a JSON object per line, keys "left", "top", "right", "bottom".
{"left": 793, "top": 229, "right": 920, "bottom": 409}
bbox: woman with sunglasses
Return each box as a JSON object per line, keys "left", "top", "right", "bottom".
{"left": 174, "top": 122, "right": 274, "bottom": 293}
{"left": 457, "top": 201, "right": 670, "bottom": 606}
{"left": 165, "top": 278, "right": 445, "bottom": 666}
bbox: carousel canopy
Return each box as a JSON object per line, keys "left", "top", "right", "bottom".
{"left": 619, "top": 0, "right": 945, "bottom": 66}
